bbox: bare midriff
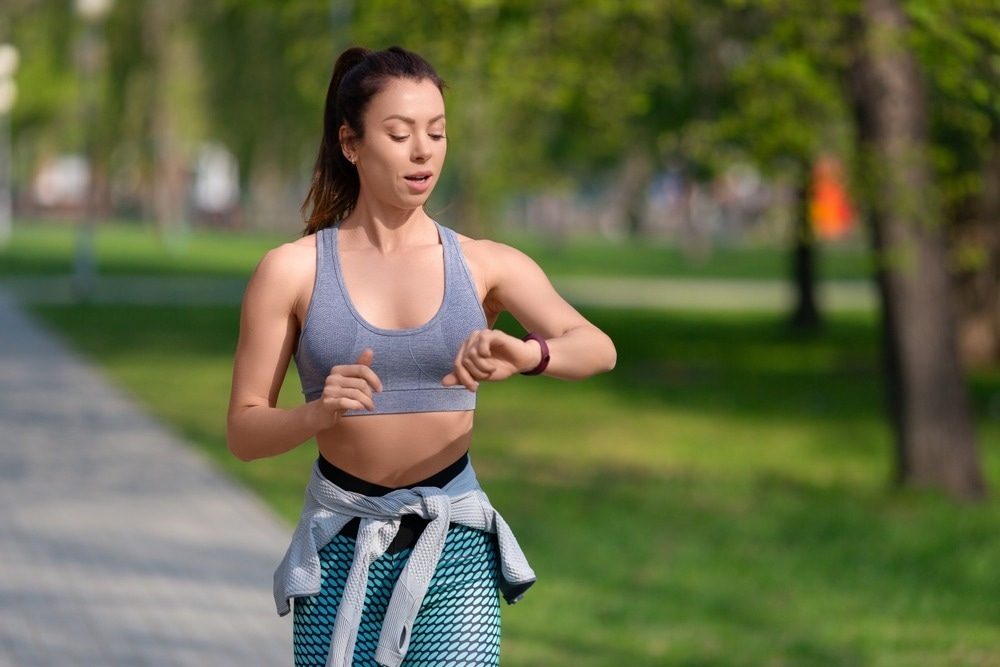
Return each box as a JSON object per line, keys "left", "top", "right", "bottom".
{"left": 315, "top": 409, "right": 475, "bottom": 487}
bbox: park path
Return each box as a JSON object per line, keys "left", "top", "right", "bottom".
{"left": 0, "top": 287, "right": 293, "bottom": 666}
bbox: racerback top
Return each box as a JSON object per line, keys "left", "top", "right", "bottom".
{"left": 294, "top": 222, "right": 488, "bottom": 416}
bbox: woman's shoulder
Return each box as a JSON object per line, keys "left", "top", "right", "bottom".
{"left": 454, "top": 234, "right": 547, "bottom": 298}
{"left": 456, "top": 234, "right": 537, "bottom": 269}
{"left": 247, "top": 236, "right": 316, "bottom": 295}
{"left": 257, "top": 236, "right": 315, "bottom": 270}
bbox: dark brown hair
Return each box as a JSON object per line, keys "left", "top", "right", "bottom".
{"left": 301, "top": 46, "right": 446, "bottom": 235}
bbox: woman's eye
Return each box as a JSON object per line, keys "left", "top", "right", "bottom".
{"left": 390, "top": 134, "right": 408, "bottom": 142}
{"left": 430, "top": 134, "right": 446, "bottom": 141}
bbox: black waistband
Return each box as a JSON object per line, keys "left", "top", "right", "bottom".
{"left": 317, "top": 451, "right": 471, "bottom": 554}
{"left": 317, "top": 451, "right": 470, "bottom": 496}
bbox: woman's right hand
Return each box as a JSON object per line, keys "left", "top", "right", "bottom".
{"left": 316, "top": 348, "right": 383, "bottom": 427}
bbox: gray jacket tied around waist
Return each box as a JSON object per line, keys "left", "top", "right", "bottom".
{"left": 273, "top": 460, "right": 536, "bottom": 667}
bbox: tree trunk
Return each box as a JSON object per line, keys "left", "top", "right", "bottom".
{"left": 612, "top": 147, "right": 654, "bottom": 238}
{"left": 850, "top": 0, "right": 985, "bottom": 500}
{"left": 789, "top": 162, "right": 822, "bottom": 331}
{"left": 145, "top": 0, "right": 189, "bottom": 245}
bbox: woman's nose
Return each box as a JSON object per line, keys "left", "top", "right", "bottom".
{"left": 412, "top": 136, "right": 431, "bottom": 162}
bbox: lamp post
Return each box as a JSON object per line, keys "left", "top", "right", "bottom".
{"left": 73, "top": 0, "right": 113, "bottom": 300}
{"left": 0, "top": 43, "right": 18, "bottom": 248}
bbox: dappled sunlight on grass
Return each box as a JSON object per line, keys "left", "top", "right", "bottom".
{"left": 476, "top": 379, "right": 892, "bottom": 491}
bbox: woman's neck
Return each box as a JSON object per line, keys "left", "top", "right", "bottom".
{"left": 339, "top": 204, "right": 436, "bottom": 254}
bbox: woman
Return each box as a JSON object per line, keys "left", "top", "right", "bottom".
{"left": 227, "top": 46, "right": 616, "bottom": 667}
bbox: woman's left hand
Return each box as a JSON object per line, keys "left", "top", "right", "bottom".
{"left": 442, "top": 329, "right": 541, "bottom": 391}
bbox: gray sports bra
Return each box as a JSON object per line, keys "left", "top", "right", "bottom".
{"left": 294, "top": 222, "right": 488, "bottom": 415}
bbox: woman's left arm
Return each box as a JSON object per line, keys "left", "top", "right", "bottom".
{"left": 444, "top": 240, "right": 616, "bottom": 390}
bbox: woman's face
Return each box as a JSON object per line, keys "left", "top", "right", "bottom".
{"left": 348, "top": 78, "right": 447, "bottom": 212}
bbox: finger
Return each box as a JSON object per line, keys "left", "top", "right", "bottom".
{"left": 326, "top": 375, "right": 375, "bottom": 396}
{"left": 355, "top": 348, "right": 374, "bottom": 366}
{"left": 329, "top": 358, "right": 382, "bottom": 393}
{"left": 455, "top": 337, "right": 495, "bottom": 377}
{"left": 443, "top": 371, "right": 477, "bottom": 392}
{"left": 461, "top": 352, "right": 495, "bottom": 377}
{"left": 353, "top": 349, "right": 382, "bottom": 392}
{"left": 461, "top": 355, "right": 497, "bottom": 381}
{"left": 449, "top": 343, "right": 480, "bottom": 391}
{"left": 323, "top": 386, "right": 377, "bottom": 412}
{"left": 475, "top": 334, "right": 495, "bottom": 359}
{"left": 324, "top": 396, "right": 374, "bottom": 413}
{"left": 322, "top": 381, "right": 377, "bottom": 416}
{"left": 343, "top": 390, "right": 376, "bottom": 412}
{"left": 355, "top": 366, "right": 383, "bottom": 394}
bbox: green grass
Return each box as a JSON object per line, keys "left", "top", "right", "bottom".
{"left": 8, "top": 220, "right": 998, "bottom": 664}
{"left": 0, "top": 221, "right": 295, "bottom": 277}
{"left": 27, "top": 301, "right": 1000, "bottom": 667}
{"left": 503, "top": 231, "right": 872, "bottom": 281}
{"left": 0, "top": 219, "right": 871, "bottom": 281}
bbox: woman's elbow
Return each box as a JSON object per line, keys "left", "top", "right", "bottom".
{"left": 569, "top": 333, "right": 616, "bottom": 379}
{"left": 226, "top": 433, "right": 256, "bottom": 462}
{"left": 226, "top": 414, "right": 259, "bottom": 462}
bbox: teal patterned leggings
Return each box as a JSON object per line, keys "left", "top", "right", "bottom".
{"left": 292, "top": 525, "right": 501, "bottom": 666}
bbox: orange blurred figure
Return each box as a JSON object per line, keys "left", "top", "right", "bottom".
{"left": 810, "top": 156, "right": 855, "bottom": 240}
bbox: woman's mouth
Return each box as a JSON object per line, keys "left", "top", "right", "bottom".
{"left": 404, "top": 173, "right": 433, "bottom": 192}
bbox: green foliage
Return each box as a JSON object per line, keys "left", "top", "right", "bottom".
{"left": 713, "top": 1, "right": 855, "bottom": 174}
{"left": 352, "top": 1, "right": 727, "bottom": 188}
{"left": 9, "top": 0, "right": 1000, "bottom": 233}
{"left": 191, "top": 0, "right": 335, "bottom": 174}
{"left": 907, "top": 0, "right": 1000, "bottom": 215}
{"left": 4, "top": 3, "right": 79, "bottom": 150}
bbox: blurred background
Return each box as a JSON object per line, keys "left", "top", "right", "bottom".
{"left": 2, "top": 1, "right": 1000, "bottom": 665}
{"left": 1, "top": 0, "right": 865, "bottom": 242}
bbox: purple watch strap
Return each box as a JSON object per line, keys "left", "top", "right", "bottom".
{"left": 520, "top": 333, "right": 550, "bottom": 376}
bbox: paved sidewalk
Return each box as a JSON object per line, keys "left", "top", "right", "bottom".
{"left": 0, "top": 288, "right": 294, "bottom": 666}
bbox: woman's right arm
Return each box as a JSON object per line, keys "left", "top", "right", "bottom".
{"left": 226, "top": 244, "right": 380, "bottom": 462}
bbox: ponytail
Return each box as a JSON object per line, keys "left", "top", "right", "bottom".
{"left": 301, "top": 47, "right": 370, "bottom": 235}
{"left": 301, "top": 46, "right": 446, "bottom": 235}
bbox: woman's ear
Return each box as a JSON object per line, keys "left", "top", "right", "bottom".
{"left": 339, "top": 124, "right": 358, "bottom": 163}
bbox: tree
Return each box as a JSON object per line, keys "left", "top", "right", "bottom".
{"left": 103, "top": 0, "right": 198, "bottom": 240}
{"left": 712, "top": 1, "right": 855, "bottom": 332}
{"left": 709, "top": 0, "right": 993, "bottom": 499}
{"left": 192, "top": 0, "right": 338, "bottom": 230}
{"left": 3, "top": 2, "right": 82, "bottom": 201}
{"left": 849, "top": 0, "right": 985, "bottom": 500}
{"left": 351, "top": 0, "right": 733, "bottom": 237}
{"left": 909, "top": 0, "right": 1000, "bottom": 366}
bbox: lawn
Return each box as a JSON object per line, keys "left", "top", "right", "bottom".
{"left": 0, "top": 221, "right": 295, "bottom": 277}
{"left": 6, "top": 221, "right": 1000, "bottom": 665}
{"left": 0, "top": 219, "right": 871, "bottom": 281}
